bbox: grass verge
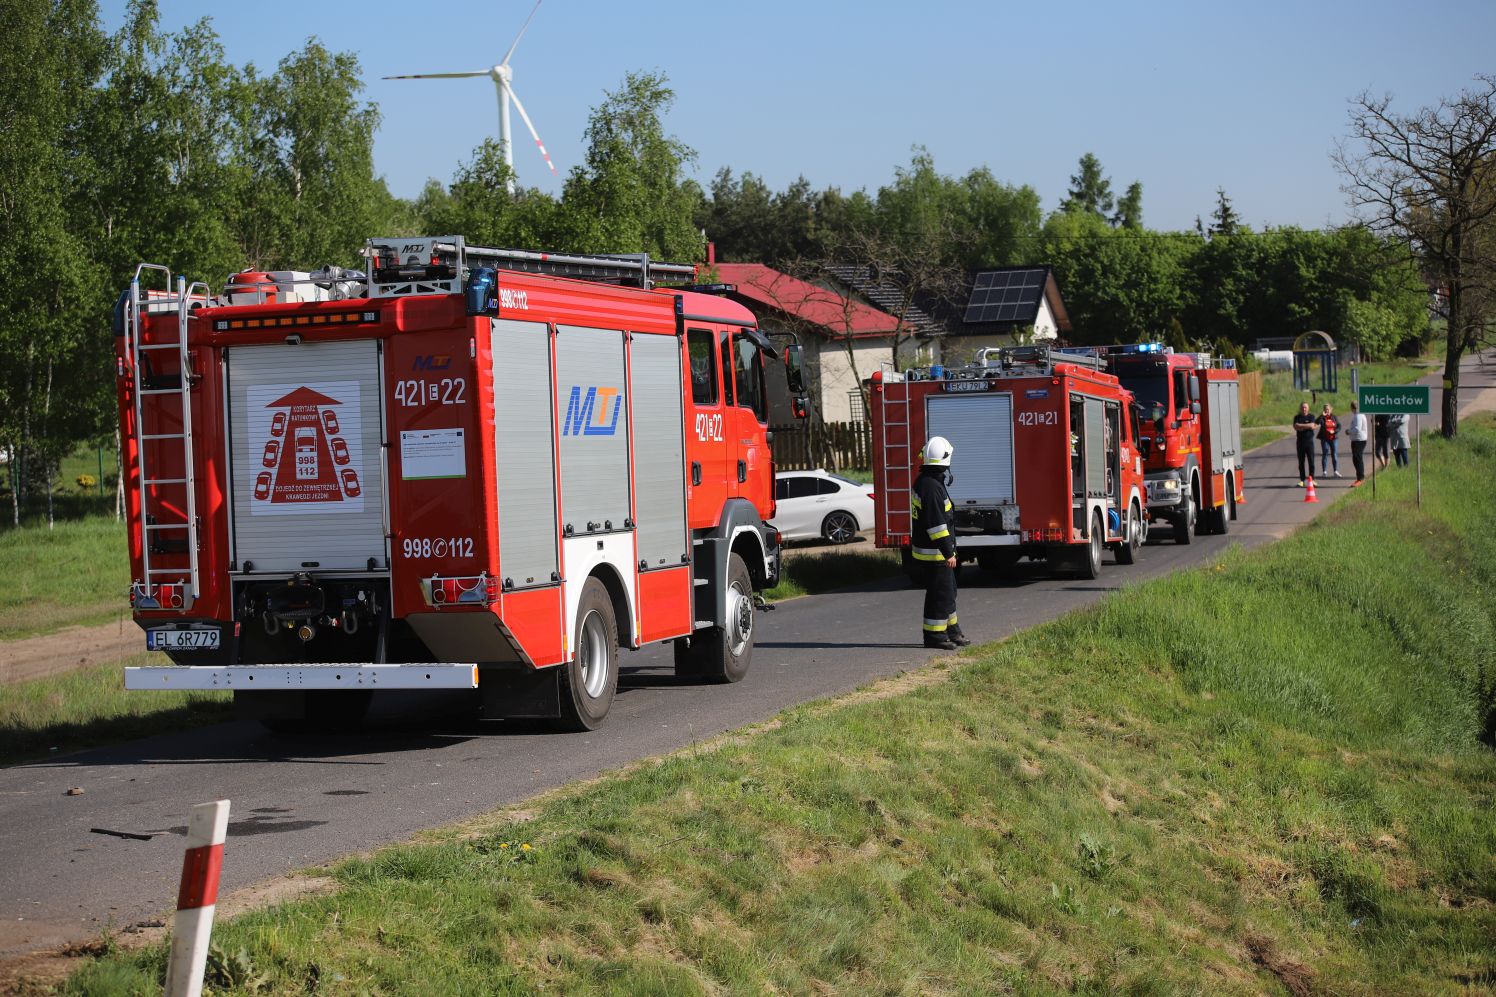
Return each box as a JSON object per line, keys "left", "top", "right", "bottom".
{"left": 0, "top": 658, "right": 230, "bottom": 767}
{"left": 764, "top": 547, "right": 900, "bottom": 601}
{"left": 64, "top": 418, "right": 1496, "bottom": 995}
{"left": 0, "top": 515, "right": 129, "bottom": 640}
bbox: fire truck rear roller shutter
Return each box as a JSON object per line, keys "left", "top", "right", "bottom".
{"left": 630, "top": 331, "right": 689, "bottom": 569}
{"left": 492, "top": 319, "right": 559, "bottom": 589}
{"left": 555, "top": 326, "right": 630, "bottom": 536}
{"left": 925, "top": 393, "right": 1016, "bottom": 506}
{"left": 1084, "top": 397, "right": 1107, "bottom": 498}
{"left": 226, "top": 339, "right": 386, "bottom": 572}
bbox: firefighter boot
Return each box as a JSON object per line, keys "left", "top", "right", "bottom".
{"left": 947, "top": 625, "right": 973, "bottom": 647}
{"left": 923, "top": 632, "right": 958, "bottom": 650}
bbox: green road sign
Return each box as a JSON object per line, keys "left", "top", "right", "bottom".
{"left": 1358, "top": 384, "right": 1431, "bottom": 415}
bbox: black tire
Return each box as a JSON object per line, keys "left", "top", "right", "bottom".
{"left": 673, "top": 553, "right": 753, "bottom": 684}
{"left": 977, "top": 549, "right": 1020, "bottom": 574}
{"left": 557, "top": 577, "right": 618, "bottom": 731}
{"left": 901, "top": 548, "right": 925, "bottom": 588}
{"left": 821, "top": 510, "right": 859, "bottom": 545}
{"left": 1115, "top": 502, "right": 1141, "bottom": 565}
{"left": 1174, "top": 488, "right": 1195, "bottom": 545}
{"left": 239, "top": 689, "right": 373, "bottom": 734}
{"left": 1066, "top": 511, "right": 1104, "bottom": 579}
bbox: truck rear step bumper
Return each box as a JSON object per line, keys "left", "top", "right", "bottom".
{"left": 124, "top": 663, "right": 479, "bottom": 691}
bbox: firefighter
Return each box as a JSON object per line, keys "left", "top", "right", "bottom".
{"left": 912, "top": 436, "right": 970, "bottom": 650}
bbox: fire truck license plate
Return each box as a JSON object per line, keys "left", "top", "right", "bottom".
{"left": 146, "top": 628, "right": 220, "bottom": 651}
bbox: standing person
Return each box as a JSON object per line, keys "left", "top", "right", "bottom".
{"left": 1316, "top": 403, "right": 1341, "bottom": 478}
{"left": 1389, "top": 413, "right": 1411, "bottom": 467}
{"left": 1343, "top": 400, "right": 1368, "bottom": 487}
{"left": 911, "top": 436, "right": 969, "bottom": 650}
{"left": 1293, "top": 402, "right": 1317, "bottom": 486}
{"left": 1374, "top": 412, "right": 1391, "bottom": 469}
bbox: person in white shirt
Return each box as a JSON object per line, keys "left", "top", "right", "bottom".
{"left": 1343, "top": 400, "right": 1369, "bottom": 487}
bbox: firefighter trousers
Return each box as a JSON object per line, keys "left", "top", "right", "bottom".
{"left": 922, "top": 562, "right": 958, "bottom": 635}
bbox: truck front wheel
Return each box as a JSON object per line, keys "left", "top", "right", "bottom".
{"left": 558, "top": 577, "right": 618, "bottom": 731}
{"left": 674, "top": 553, "right": 753, "bottom": 684}
{"left": 1173, "top": 489, "right": 1195, "bottom": 545}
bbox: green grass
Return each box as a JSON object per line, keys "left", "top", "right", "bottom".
{"left": 1, "top": 444, "right": 120, "bottom": 530}
{"left": 1242, "top": 356, "right": 1438, "bottom": 428}
{"left": 0, "top": 514, "right": 130, "bottom": 640}
{"left": 764, "top": 548, "right": 900, "bottom": 601}
{"left": 65, "top": 417, "right": 1496, "bottom": 995}
{"left": 1241, "top": 426, "right": 1288, "bottom": 452}
{"left": 0, "top": 658, "right": 230, "bottom": 767}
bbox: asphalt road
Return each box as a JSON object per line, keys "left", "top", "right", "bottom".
{"left": 2, "top": 354, "right": 1490, "bottom": 960}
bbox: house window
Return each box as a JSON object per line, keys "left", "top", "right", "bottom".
{"left": 847, "top": 389, "right": 866, "bottom": 422}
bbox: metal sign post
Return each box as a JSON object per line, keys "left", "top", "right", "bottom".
{"left": 1357, "top": 385, "right": 1431, "bottom": 506}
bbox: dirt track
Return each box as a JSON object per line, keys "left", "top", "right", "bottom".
{"left": 0, "top": 619, "right": 157, "bottom": 686}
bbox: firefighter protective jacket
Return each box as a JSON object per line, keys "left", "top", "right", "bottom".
{"left": 911, "top": 467, "right": 956, "bottom": 563}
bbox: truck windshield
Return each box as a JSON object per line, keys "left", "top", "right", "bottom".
{"left": 1119, "top": 373, "right": 1169, "bottom": 422}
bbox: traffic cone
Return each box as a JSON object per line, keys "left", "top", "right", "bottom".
{"left": 1304, "top": 476, "right": 1318, "bottom": 503}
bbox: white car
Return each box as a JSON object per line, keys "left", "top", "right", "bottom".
{"left": 771, "top": 470, "right": 874, "bottom": 544}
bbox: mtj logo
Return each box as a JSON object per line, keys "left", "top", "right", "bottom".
{"left": 563, "top": 386, "right": 622, "bottom": 436}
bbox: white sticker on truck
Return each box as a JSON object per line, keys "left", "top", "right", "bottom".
{"left": 245, "top": 380, "right": 365, "bottom": 515}
{"left": 400, "top": 428, "right": 466, "bottom": 480}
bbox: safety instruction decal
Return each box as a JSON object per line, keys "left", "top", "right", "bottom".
{"left": 400, "top": 428, "right": 467, "bottom": 480}
{"left": 246, "top": 381, "right": 365, "bottom": 515}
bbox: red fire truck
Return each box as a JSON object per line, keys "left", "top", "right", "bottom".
{"left": 114, "top": 237, "right": 805, "bottom": 730}
{"left": 1086, "top": 344, "right": 1245, "bottom": 541}
{"left": 869, "top": 346, "right": 1149, "bottom": 579}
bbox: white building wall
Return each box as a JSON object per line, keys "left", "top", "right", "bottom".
{"left": 816, "top": 338, "right": 894, "bottom": 423}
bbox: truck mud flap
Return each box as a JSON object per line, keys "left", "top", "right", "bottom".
{"left": 480, "top": 665, "right": 562, "bottom": 719}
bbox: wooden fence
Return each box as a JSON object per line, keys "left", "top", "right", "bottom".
{"left": 1237, "top": 370, "right": 1264, "bottom": 412}
{"left": 770, "top": 420, "right": 873, "bottom": 471}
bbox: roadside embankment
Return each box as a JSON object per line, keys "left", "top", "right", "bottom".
{"left": 58, "top": 415, "right": 1496, "bottom": 995}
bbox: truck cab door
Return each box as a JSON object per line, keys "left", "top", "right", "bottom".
{"left": 728, "top": 331, "right": 771, "bottom": 518}
{"left": 683, "top": 327, "right": 732, "bottom": 530}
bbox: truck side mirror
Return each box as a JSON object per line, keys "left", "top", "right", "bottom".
{"left": 1138, "top": 437, "right": 1152, "bottom": 458}
{"left": 1190, "top": 401, "right": 1201, "bottom": 416}
{"left": 784, "top": 343, "right": 806, "bottom": 394}
{"left": 793, "top": 395, "right": 809, "bottom": 420}
{"left": 1187, "top": 374, "right": 1199, "bottom": 402}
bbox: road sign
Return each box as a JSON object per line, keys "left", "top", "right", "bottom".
{"left": 1357, "top": 384, "right": 1430, "bottom": 414}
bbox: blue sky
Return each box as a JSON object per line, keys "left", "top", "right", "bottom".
{"left": 104, "top": 1, "right": 1495, "bottom": 233}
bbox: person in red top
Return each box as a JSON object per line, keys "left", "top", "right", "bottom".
{"left": 1316, "top": 403, "right": 1341, "bottom": 478}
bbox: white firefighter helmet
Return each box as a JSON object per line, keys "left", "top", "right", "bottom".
{"left": 922, "top": 435, "right": 954, "bottom": 467}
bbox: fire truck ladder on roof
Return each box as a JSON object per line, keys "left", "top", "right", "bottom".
{"left": 125, "top": 266, "right": 202, "bottom": 611}
{"left": 436, "top": 242, "right": 697, "bottom": 288}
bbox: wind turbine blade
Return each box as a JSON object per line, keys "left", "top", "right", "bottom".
{"left": 505, "top": 86, "right": 558, "bottom": 176}
{"left": 382, "top": 71, "right": 489, "bottom": 80}
{"left": 501, "top": 0, "right": 543, "bottom": 66}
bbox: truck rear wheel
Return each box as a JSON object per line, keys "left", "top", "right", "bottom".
{"left": 558, "top": 577, "right": 618, "bottom": 731}
{"left": 237, "top": 689, "right": 373, "bottom": 733}
{"left": 977, "top": 549, "right": 1020, "bottom": 574}
{"left": 1066, "top": 511, "right": 1104, "bottom": 579}
{"left": 1115, "top": 502, "right": 1142, "bottom": 565}
{"left": 673, "top": 553, "right": 753, "bottom": 683}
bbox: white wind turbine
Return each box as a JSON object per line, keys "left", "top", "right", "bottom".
{"left": 383, "top": 0, "right": 557, "bottom": 194}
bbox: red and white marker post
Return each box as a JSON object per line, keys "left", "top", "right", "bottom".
{"left": 165, "top": 799, "right": 230, "bottom": 997}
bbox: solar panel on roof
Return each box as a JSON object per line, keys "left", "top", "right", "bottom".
{"left": 962, "top": 268, "right": 1049, "bottom": 325}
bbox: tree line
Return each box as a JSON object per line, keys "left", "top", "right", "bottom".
{"left": 3, "top": 1, "right": 1488, "bottom": 523}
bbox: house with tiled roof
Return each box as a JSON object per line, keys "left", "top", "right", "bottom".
{"left": 715, "top": 263, "right": 924, "bottom": 424}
